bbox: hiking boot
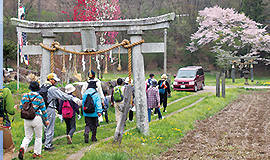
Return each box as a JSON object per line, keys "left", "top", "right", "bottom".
{"left": 67, "top": 135, "right": 72, "bottom": 144}
{"left": 44, "top": 147, "right": 55, "bottom": 151}
{"left": 33, "top": 153, "right": 42, "bottom": 159}
{"left": 18, "top": 147, "right": 24, "bottom": 160}
{"left": 84, "top": 134, "right": 89, "bottom": 143}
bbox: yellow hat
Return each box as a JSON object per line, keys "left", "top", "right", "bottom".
{"left": 47, "top": 73, "right": 60, "bottom": 82}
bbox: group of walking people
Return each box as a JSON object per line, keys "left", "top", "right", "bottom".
{"left": 146, "top": 73, "right": 171, "bottom": 122}
{"left": 2, "top": 70, "right": 107, "bottom": 159}
{"left": 1, "top": 70, "right": 170, "bottom": 159}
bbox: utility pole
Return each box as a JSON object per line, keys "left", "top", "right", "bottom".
{"left": 17, "top": 0, "right": 22, "bottom": 90}
{"left": 38, "top": 0, "right": 41, "bottom": 21}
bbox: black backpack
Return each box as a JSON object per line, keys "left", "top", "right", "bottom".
{"left": 39, "top": 84, "right": 52, "bottom": 108}
{"left": 83, "top": 91, "right": 97, "bottom": 113}
{"left": 21, "top": 94, "right": 39, "bottom": 120}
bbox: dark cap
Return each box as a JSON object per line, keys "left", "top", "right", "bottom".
{"left": 117, "top": 78, "right": 123, "bottom": 85}
{"left": 151, "top": 80, "right": 158, "bottom": 87}
{"left": 88, "top": 70, "right": 95, "bottom": 78}
{"left": 29, "top": 81, "right": 40, "bottom": 91}
{"left": 149, "top": 73, "right": 154, "bottom": 77}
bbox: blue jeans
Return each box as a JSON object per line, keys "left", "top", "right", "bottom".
{"left": 148, "top": 108, "right": 162, "bottom": 122}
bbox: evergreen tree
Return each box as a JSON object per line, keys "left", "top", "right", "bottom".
{"left": 240, "top": 0, "right": 266, "bottom": 23}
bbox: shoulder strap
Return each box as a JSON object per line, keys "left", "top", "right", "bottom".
{"left": 89, "top": 91, "right": 97, "bottom": 97}
{"left": 27, "top": 94, "right": 39, "bottom": 111}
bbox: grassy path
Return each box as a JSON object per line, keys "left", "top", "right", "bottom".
{"left": 12, "top": 91, "right": 211, "bottom": 159}
{"left": 66, "top": 93, "right": 212, "bottom": 160}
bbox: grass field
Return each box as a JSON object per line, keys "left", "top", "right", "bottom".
{"left": 4, "top": 73, "right": 270, "bottom": 159}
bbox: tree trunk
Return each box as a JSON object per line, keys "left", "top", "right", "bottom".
{"left": 113, "top": 85, "right": 133, "bottom": 144}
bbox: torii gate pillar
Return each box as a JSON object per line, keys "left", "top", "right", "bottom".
{"left": 128, "top": 29, "right": 149, "bottom": 135}
{"left": 40, "top": 31, "right": 56, "bottom": 84}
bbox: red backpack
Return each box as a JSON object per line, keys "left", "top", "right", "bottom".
{"left": 62, "top": 100, "right": 74, "bottom": 119}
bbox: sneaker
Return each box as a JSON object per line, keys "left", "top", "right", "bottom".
{"left": 67, "top": 135, "right": 72, "bottom": 144}
{"left": 44, "top": 147, "right": 55, "bottom": 151}
{"left": 84, "top": 134, "right": 89, "bottom": 143}
{"left": 33, "top": 153, "right": 42, "bottom": 159}
{"left": 92, "top": 138, "right": 98, "bottom": 142}
{"left": 18, "top": 147, "right": 24, "bottom": 160}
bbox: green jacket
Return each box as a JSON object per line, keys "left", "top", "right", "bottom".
{"left": 0, "top": 87, "right": 16, "bottom": 127}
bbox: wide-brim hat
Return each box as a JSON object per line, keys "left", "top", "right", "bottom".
{"left": 161, "top": 74, "right": 167, "bottom": 80}
{"left": 124, "top": 77, "right": 133, "bottom": 84}
{"left": 65, "top": 84, "right": 76, "bottom": 93}
{"left": 47, "top": 73, "right": 60, "bottom": 82}
{"left": 29, "top": 81, "right": 40, "bottom": 91}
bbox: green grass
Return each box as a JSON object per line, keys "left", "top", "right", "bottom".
{"left": 81, "top": 88, "right": 247, "bottom": 160}
{"left": 6, "top": 72, "right": 269, "bottom": 159}
{"left": 204, "top": 72, "right": 270, "bottom": 86}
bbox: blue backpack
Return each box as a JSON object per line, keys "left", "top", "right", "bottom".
{"left": 159, "top": 82, "right": 166, "bottom": 95}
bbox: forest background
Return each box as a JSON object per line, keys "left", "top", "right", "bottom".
{"left": 3, "top": 0, "right": 270, "bottom": 77}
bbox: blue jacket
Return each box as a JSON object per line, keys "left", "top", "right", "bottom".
{"left": 82, "top": 88, "right": 102, "bottom": 117}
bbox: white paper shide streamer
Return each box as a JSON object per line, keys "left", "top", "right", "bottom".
{"left": 82, "top": 55, "right": 86, "bottom": 71}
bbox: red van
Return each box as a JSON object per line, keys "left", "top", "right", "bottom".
{"left": 173, "top": 66, "right": 205, "bottom": 92}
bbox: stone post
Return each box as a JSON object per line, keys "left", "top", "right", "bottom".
{"left": 164, "top": 29, "right": 167, "bottom": 74}
{"left": 128, "top": 29, "right": 149, "bottom": 135}
{"left": 40, "top": 31, "right": 56, "bottom": 84}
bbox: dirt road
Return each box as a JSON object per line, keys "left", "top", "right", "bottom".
{"left": 159, "top": 90, "right": 270, "bottom": 159}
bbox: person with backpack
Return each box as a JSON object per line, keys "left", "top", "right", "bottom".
{"left": 102, "top": 90, "right": 109, "bottom": 123}
{"left": 124, "top": 77, "right": 135, "bottom": 122}
{"left": 18, "top": 81, "right": 49, "bottom": 159}
{"left": 111, "top": 78, "right": 125, "bottom": 125}
{"left": 147, "top": 79, "right": 162, "bottom": 122}
{"left": 81, "top": 70, "right": 105, "bottom": 106}
{"left": 2, "top": 73, "right": 17, "bottom": 160}
{"left": 59, "top": 84, "right": 81, "bottom": 144}
{"left": 158, "top": 74, "right": 171, "bottom": 113}
{"left": 82, "top": 81, "right": 102, "bottom": 143}
{"left": 145, "top": 73, "right": 156, "bottom": 91}
{"left": 42, "top": 73, "right": 81, "bottom": 151}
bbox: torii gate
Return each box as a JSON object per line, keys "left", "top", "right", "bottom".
{"left": 11, "top": 13, "right": 175, "bottom": 135}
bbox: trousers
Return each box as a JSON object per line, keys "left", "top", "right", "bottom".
{"left": 84, "top": 117, "right": 98, "bottom": 141}
{"left": 44, "top": 107, "right": 55, "bottom": 148}
{"left": 20, "top": 116, "right": 43, "bottom": 155}
{"left": 3, "top": 127, "right": 15, "bottom": 160}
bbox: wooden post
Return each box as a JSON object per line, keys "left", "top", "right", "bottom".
{"left": 232, "top": 62, "right": 235, "bottom": 83}
{"left": 250, "top": 63, "right": 254, "bottom": 82}
{"left": 216, "top": 73, "right": 220, "bottom": 97}
{"left": 221, "top": 72, "right": 225, "bottom": 98}
{"left": 113, "top": 85, "right": 133, "bottom": 143}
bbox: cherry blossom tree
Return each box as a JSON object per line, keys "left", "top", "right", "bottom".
{"left": 62, "top": 0, "right": 121, "bottom": 77}
{"left": 187, "top": 5, "right": 270, "bottom": 67}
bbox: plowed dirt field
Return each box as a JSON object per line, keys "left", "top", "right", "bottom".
{"left": 159, "top": 90, "right": 270, "bottom": 159}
